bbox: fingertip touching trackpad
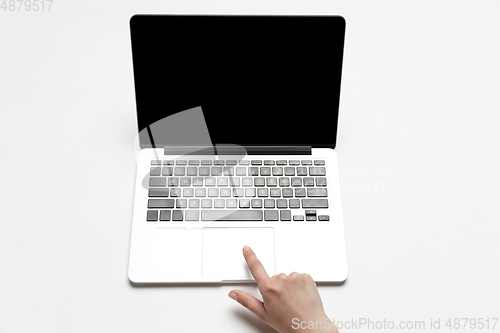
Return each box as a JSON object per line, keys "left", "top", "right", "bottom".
{"left": 202, "top": 227, "right": 275, "bottom": 279}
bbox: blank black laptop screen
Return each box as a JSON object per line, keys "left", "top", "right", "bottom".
{"left": 130, "top": 15, "right": 345, "bottom": 149}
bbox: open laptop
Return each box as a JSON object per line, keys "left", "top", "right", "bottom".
{"left": 128, "top": 14, "right": 348, "bottom": 283}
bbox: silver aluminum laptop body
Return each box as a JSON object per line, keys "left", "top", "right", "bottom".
{"left": 128, "top": 14, "right": 348, "bottom": 283}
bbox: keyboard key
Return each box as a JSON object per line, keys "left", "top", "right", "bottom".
{"left": 245, "top": 188, "right": 256, "bottom": 197}
{"left": 199, "top": 167, "right": 210, "bottom": 176}
{"left": 306, "top": 215, "right": 317, "bottom": 221}
{"left": 239, "top": 199, "right": 250, "bottom": 208}
{"left": 264, "top": 199, "right": 275, "bottom": 208}
{"left": 180, "top": 177, "right": 191, "bottom": 186}
{"left": 151, "top": 160, "right": 162, "bottom": 165}
{"left": 251, "top": 160, "right": 262, "bottom": 165}
{"left": 314, "top": 160, "right": 325, "bottom": 165}
{"left": 252, "top": 199, "right": 263, "bottom": 208}
{"left": 302, "top": 199, "right": 329, "bottom": 208}
{"left": 264, "top": 160, "right": 275, "bottom": 165}
{"left": 223, "top": 167, "right": 234, "bottom": 176}
{"left": 307, "top": 188, "right": 328, "bottom": 197}
{"left": 257, "top": 188, "right": 269, "bottom": 197}
{"left": 148, "top": 199, "right": 174, "bottom": 208}
{"left": 172, "top": 210, "right": 183, "bottom": 221}
{"left": 226, "top": 199, "right": 237, "bottom": 208}
{"left": 280, "top": 210, "right": 292, "bottom": 221}
{"left": 150, "top": 167, "right": 161, "bottom": 176}
{"left": 226, "top": 160, "right": 238, "bottom": 166}
{"left": 264, "top": 210, "right": 279, "bottom": 221}
{"left": 162, "top": 167, "right": 173, "bottom": 176}
{"left": 185, "top": 210, "right": 199, "bottom": 221}
{"left": 315, "top": 177, "right": 327, "bottom": 187}
{"left": 176, "top": 160, "right": 187, "bottom": 165}
{"left": 289, "top": 199, "right": 301, "bottom": 209}
{"left": 187, "top": 167, "right": 198, "bottom": 176}
{"left": 266, "top": 177, "right": 278, "bottom": 187}
{"left": 293, "top": 215, "right": 304, "bottom": 221}
{"left": 211, "top": 167, "right": 222, "bottom": 176}
{"left": 289, "top": 160, "right": 300, "bottom": 166}
{"left": 195, "top": 188, "right": 206, "bottom": 197}
{"left": 301, "top": 160, "right": 312, "bottom": 165}
{"left": 201, "top": 199, "right": 212, "bottom": 208}
{"left": 220, "top": 188, "right": 231, "bottom": 197}
{"left": 291, "top": 177, "right": 302, "bottom": 187}
{"left": 202, "top": 210, "right": 263, "bottom": 221}
{"left": 217, "top": 177, "right": 229, "bottom": 187}
{"left": 309, "top": 167, "right": 326, "bottom": 176}
{"left": 189, "top": 199, "right": 200, "bottom": 208}
{"left": 147, "top": 210, "right": 158, "bottom": 221}
{"left": 295, "top": 188, "right": 306, "bottom": 197}
{"left": 284, "top": 167, "right": 295, "bottom": 176}
{"left": 149, "top": 188, "right": 169, "bottom": 197}
{"left": 249, "top": 167, "right": 259, "bottom": 176}
{"left": 205, "top": 178, "right": 216, "bottom": 187}
{"left": 272, "top": 167, "right": 283, "bottom": 176}
{"left": 260, "top": 167, "right": 271, "bottom": 176}
{"left": 303, "top": 177, "right": 315, "bottom": 187}
{"left": 277, "top": 199, "right": 288, "bottom": 209}
{"left": 149, "top": 177, "right": 166, "bottom": 187}
{"left": 276, "top": 160, "right": 287, "bottom": 165}
{"left": 236, "top": 167, "right": 247, "bottom": 176}
{"left": 233, "top": 188, "right": 244, "bottom": 197}
{"left": 282, "top": 188, "right": 293, "bottom": 198}
{"left": 170, "top": 188, "right": 181, "bottom": 197}
{"left": 201, "top": 160, "right": 212, "bottom": 165}
{"left": 239, "top": 160, "right": 250, "bottom": 165}
{"left": 254, "top": 177, "right": 265, "bottom": 187}
{"left": 176, "top": 199, "right": 187, "bottom": 208}
{"left": 188, "top": 160, "right": 200, "bottom": 165}
{"left": 296, "top": 167, "right": 308, "bottom": 176}
{"left": 242, "top": 177, "right": 253, "bottom": 186}
{"left": 167, "top": 177, "right": 179, "bottom": 187}
{"left": 174, "top": 167, "right": 185, "bottom": 176}
{"left": 229, "top": 177, "right": 240, "bottom": 187}
{"left": 183, "top": 188, "right": 194, "bottom": 197}
{"left": 214, "top": 160, "right": 225, "bottom": 166}
{"left": 279, "top": 177, "right": 290, "bottom": 187}
{"left": 318, "top": 215, "right": 330, "bottom": 221}
{"left": 163, "top": 160, "right": 174, "bottom": 165}
{"left": 214, "top": 199, "right": 225, "bottom": 208}
{"left": 208, "top": 188, "right": 219, "bottom": 197}
{"left": 159, "top": 210, "right": 171, "bottom": 221}
{"left": 270, "top": 188, "right": 281, "bottom": 197}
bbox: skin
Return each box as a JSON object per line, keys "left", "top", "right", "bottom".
{"left": 229, "top": 246, "right": 340, "bottom": 333}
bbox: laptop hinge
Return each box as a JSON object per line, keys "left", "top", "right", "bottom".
{"left": 163, "top": 146, "right": 312, "bottom": 155}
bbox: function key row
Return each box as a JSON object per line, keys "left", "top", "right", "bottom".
{"left": 151, "top": 159, "right": 326, "bottom": 166}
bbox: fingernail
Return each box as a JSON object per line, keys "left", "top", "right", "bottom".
{"left": 243, "top": 245, "right": 250, "bottom": 252}
{"left": 229, "top": 292, "right": 238, "bottom": 301}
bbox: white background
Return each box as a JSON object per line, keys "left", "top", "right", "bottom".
{"left": 1, "top": 1, "right": 499, "bottom": 332}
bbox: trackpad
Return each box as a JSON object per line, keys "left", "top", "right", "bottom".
{"left": 202, "top": 227, "right": 275, "bottom": 279}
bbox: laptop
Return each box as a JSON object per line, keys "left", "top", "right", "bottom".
{"left": 128, "top": 14, "right": 348, "bottom": 283}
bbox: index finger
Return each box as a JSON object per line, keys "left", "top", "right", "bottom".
{"left": 243, "top": 245, "right": 270, "bottom": 286}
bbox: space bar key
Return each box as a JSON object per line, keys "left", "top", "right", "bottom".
{"left": 202, "top": 210, "right": 263, "bottom": 221}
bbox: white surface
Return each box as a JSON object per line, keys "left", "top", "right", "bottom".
{"left": 1, "top": 1, "right": 499, "bottom": 332}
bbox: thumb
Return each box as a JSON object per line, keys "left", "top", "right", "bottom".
{"left": 228, "top": 290, "right": 267, "bottom": 321}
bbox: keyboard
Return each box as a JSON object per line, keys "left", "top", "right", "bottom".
{"left": 146, "top": 159, "right": 330, "bottom": 222}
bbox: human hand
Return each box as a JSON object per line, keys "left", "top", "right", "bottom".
{"left": 228, "top": 246, "right": 339, "bottom": 333}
